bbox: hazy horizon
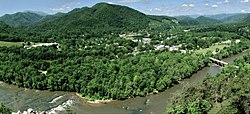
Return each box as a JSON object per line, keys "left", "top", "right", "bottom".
{"left": 0, "top": 0, "right": 249, "bottom": 17}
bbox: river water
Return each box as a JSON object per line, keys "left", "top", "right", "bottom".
{"left": 0, "top": 50, "right": 249, "bottom": 114}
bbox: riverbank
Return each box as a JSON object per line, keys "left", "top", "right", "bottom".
{"left": 0, "top": 49, "right": 249, "bottom": 114}
{"left": 75, "top": 93, "right": 114, "bottom": 104}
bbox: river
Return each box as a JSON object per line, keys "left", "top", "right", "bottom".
{"left": 0, "top": 50, "right": 249, "bottom": 114}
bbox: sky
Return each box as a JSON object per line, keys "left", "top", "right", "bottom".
{"left": 0, "top": 0, "right": 250, "bottom": 16}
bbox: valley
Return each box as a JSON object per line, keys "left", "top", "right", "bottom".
{"left": 0, "top": 2, "right": 250, "bottom": 114}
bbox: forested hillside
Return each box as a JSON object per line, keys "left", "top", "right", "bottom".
{"left": 0, "top": 12, "right": 44, "bottom": 27}
{"left": 166, "top": 53, "right": 250, "bottom": 114}
{"left": 24, "top": 2, "right": 177, "bottom": 39}
{"left": 0, "top": 21, "right": 10, "bottom": 33}
{"left": 177, "top": 13, "right": 250, "bottom": 26}
{"left": 178, "top": 16, "right": 222, "bottom": 26}
{"left": 221, "top": 13, "right": 250, "bottom": 23}
{"left": 0, "top": 21, "right": 23, "bottom": 42}
{"left": 195, "top": 16, "right": 222, "bottom": 25}
{"left": 0, "top": 2, "right": 250, "bottom": 103}
{"left": 28, "top": 3, "right": 150, "bottom": 33}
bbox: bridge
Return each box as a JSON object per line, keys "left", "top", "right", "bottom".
{"left": 209, "top": 57, "right": 239, "bottom": 68}
{"left": 209, "top": 57, "right": 228, "bottom": 67}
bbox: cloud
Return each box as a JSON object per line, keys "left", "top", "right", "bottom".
{"left": 216, "top": 2, "right": 223, "bottom": 4}
{"left": 205, "top": 3, "right": 209, "bottom": 6}
{"left": 240, "top": 0, "right": 249, "bottom": 2}
{"left": 155, "top": 8, "right": 161, "bottom": 11}
{"left": 224, "top": 0, "right": 230, "bottom": 3}
{"left": 241, "top": 10, "right": 246, "bottom": 12}
{"left": 118, "top": 0, "right": 148, "bottom": 3}
{"left": 182, "top": 4, "right": 188, "bottom": 7}
{"left": 49, "top": 2, "right": 75, "bottom": 12}
{"left": 107, "top": 2, "right": 115, "bottom": 4}
{"left": 182, "top": 4, "right": 194, "bottom": 7}
{"left": 211, "top": 5, "right": 218, "bottom": 7}
{"left": 49, "top": 8, "right": 65, "bottom": 11}
{"left": 189, "top": 4, "right": 194, "bottom": 7}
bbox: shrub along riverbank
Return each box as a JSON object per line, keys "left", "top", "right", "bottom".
{"left": 166, "top": 42, "right": 250, "bottom": 114}
{"left": 0, "top": 103, "right": 11, "bottom": 114}
{"left": 0, "top": 45, "right": 208, "bottom": 100}
{"left": 0, "top": 39, "right": 249, "bottom": 101}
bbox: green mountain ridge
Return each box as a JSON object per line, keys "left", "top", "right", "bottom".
{"left": 0, "top": 21, "right": 12, "bottom": 33}
{"left": 176, "top": 13, "right": 250, "bottom": 26}
{"left": 27, "top": 2, "right": 177, "bottom": 35}
{"left": 178, "top": 16, "right": 221, "bottom": 26}
{"left": 206, "top": 13, "right": 242, "bottom": 20}
{"left": 195, "top": 16, "right": 222, "bottom": 25}
{"left": 221, "top": 13, "right": 250, "bottom": 23}
{"left": 242, "top": 14, "right": 250, "bottom": 23}
{"left": 0, "top": 12, "right": 44, "bottom": 27}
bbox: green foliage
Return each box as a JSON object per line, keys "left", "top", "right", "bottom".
{"left": 0, "top": 2, "right": 250, "bottom": 103}
{"left": 0, "top": 12, "right": 44, "bottom": 27}
{"left": 0, "top": 103, "right": 11, "bottom": 114}
{"left": 178, "top": 16, "right": 222, "bottom": 26}
{"left": 167, "top": 99, "right": 212, "bottom": 114}
{"left": 195, "top": 16, "right": 222, "bottom": 25}
{"left": 28, "top": 3, "right": 152, "bottom": 35}
{"left": 166, "top": 52, "right": 250, "bottom": 114}
{"left": 187, "top": 99, "right": 212, "bottom": 114}
{"left": 0, "top": 45, "right": 208, "bottom": 99}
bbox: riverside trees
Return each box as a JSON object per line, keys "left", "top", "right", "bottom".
{"left": 0, "top": 12, "right": 250, "bottom": 100}
{"left": 0, "top": 45, "right": 208, "bottom": 99}
{"left": 0, "top": 103, "right": 11, "bottom": 114}
{"left": 166, "top": 50, "right": 250, "bottom": 114}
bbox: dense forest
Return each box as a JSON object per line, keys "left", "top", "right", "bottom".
{"left": 166, "top": 54, "right": 250, "bottom": 114}
{"left": 0, "top": 2, "right": 250, "bottom": 103}
{"left": 0, "top": 45, "right": 207, "bottom": 99}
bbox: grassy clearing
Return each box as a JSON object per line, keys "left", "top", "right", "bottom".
{"left": 195, "top": 45, "right": 229, "bottom": 54}
{"left": 0, "top": 41, "right": 23, "bottom": 47}
{"left": 0, "top": 41, "right": 44, "bottom": 47}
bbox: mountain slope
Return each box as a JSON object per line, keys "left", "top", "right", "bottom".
{"left": 29, "top": 3, "right": 176, "bottom": 34}
{"left": 195, "top": 16, "right": 222, "bottom": 25}
{"left": 0, "top": 12, "right": 44, "bottom": 27}
{"left": 205, "top": 13, "right": 241, "bottom": 20}
{"left": 242, "top": 14, "right": 250, "bottom": 23}
{"left": 0, "top": 21, "right": 10, "bottom": 33}
{"left": 39, "top": 12, "right": 65, "bottom": 23}
{"left": 175, "top": 15, "right": 194, "bottom": 20}
{"left": 221, "top": 13, "right": 250, "bottom": 23}
{"left": 178, "top": 16, "right": 221, "bottom": 26}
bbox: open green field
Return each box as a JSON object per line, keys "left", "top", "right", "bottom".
{"left": 0, "top": 41, "right": 23, "bottom": 47}
{"left": 195, "top": 45, "right": 229, "bottom": 54}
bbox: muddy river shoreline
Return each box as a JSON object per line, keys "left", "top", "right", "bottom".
{"left": 0, "top": 50, "right": 249, "bottom": 114}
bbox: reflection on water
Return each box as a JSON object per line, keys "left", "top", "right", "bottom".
{"left": 0, "top": 50, "right": 249, "bottom": 114}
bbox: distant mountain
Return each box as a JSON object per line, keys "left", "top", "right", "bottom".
{"left": 39, "top": 12, "right": 65, "bottom": 23}
{"left": 29, "top": 3, "right": 177, "bottom": 34}
{"left": 221, "top": 13, "right": 250, "bottom": 23}
{"left": 25, "top": 11, "right": 48, "bottom": 16}
{"left": 175, "top": 16, "right": 194, "bottom": 20}
{"left": 205, "top": 13, "right": 241, "bottom": 20}
{"left": 177, "top": 16, "right": 221, "bottom": 26}
{"left": 0, "top": 21, "right": 10, "bottom": 33}
{"left": 195, "top": 16, "right": 222, "bottom": 25}
{"left": 176, "top": 13, "right": 250, "bottom": 25}
{"left": 0, "top": 12, "right": 44, "bottom": 27}
{"left": 148, "top": 15, "right": 176, "bottom": 21}
{"left": 241, "top": 14, "right": 250, "bottom": 23}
